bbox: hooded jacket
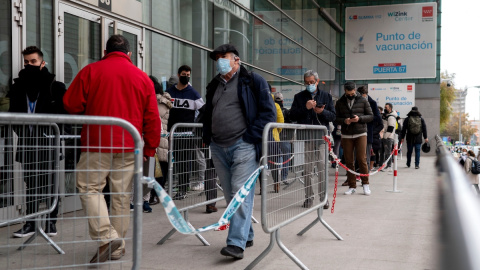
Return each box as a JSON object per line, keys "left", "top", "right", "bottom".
{"left": 334, "top": 93, "right": 373, "bottom": 136}
{"left": 366, "top": 96, "right": 383, "bottom": 144}
{"left": 63, "top": 52, "right": 161, "bottom": 156}
{"left": 382, "top": 110, "right": 397, "bottom": 140}
{"left": 166, "top": 83, "right": 204, "bottom": 131}
{"left": 400, "top": 110, "right": 427, "bottom": 144}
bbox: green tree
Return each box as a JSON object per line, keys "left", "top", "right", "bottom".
{"left": 444, "top": 112, "right": 478, "bottom": 142}
{"left": 440, "top": 71, "right": 456, "bottom": 133}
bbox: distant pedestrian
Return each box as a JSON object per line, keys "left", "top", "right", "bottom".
{"left": 380, "top": 103, "right": 397, "bottom": 171}
{"left": 64, "top": 35, "right": 161, "bottom": 263}
{"left": 464, "top": 150, "right": 479, "bottom": 193}
{"left": 399, "top": 106, "right": 428, "bottom": 169}
{"left": 203, "top": 44, "right": 276, "bottom": 259}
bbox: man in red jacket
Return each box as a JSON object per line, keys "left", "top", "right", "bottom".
{"left": 63, "top": 35, "right": 160, "bottom": 263}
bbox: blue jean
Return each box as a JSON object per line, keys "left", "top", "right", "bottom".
{"left": 279, "top": 142, "right": 292, "bottom": 181}
{"left": 210, "top": 138, "right": 257, "bottom": 249}
{"left": 406, "top": 143, "right": 421, "bottom": 167}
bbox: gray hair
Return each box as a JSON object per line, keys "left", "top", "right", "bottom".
{"left": 303, "top": 70, "right": 319, "bottom": 81}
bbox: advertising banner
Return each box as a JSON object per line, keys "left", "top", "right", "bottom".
{"left": 368, "top": 83, "right": 415, "bottom": 118}
{"left": 345, "top": 3, "right": 437, "bottom": 80}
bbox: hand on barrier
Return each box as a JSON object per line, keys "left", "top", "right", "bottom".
{"left": 142, "top": 166, "right": 264, "bottom": 234}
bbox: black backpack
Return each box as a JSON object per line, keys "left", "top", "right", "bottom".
{"left": 468, "top": 157, "right": 480, "bottom": 175}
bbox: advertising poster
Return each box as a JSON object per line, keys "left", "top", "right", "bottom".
{"left": 368, "top": 83, "right": 415, "bottom": 118}
{"left": 345, "top": 3, "right": 437, "bottom": 80}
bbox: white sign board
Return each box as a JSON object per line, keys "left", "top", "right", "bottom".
{"left": 345, "top": 3, "right": 437, "bottom": 80}
{"left": 368, "top": 83, "right": 415, "bottom": 118}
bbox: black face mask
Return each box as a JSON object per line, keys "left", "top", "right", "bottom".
{"left": 346, "top": 94, "right": 355, "bottom": 100}
{"left": 179, "top": 76, "right": 190, "bottom": 85}
{"left": 22, "top": 64, "right": 42, "bottom": 79}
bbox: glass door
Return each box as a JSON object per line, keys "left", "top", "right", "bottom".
{"left": 58, "top": 4, "right": 103, "bottom": 213}
{"left": 105, "top": 19, "right": 143, "bottom": 69}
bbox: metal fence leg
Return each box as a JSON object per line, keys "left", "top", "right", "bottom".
{"left": 18, "top": 218, "right": 65, "bottom": 254}
{"left": 276, "top": 230, "right": 309, "bottom": 270}
{"left": 251, "top": 215, "right": 259, "bottom": 224}
{"left": 245, "top": 231, "right": 276, "bottom": 270}
{"left": 297, "top": 209, "right": 343, "bottom": 240}
{"left": 157, "top": 229, "right": 177, "bottom": 245}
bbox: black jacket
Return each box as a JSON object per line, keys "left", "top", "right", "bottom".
{"left": 400, "top": 112, "right": 427, "bottom": 144}
{"left": 334, "top": 94, "right": 373, "bottom": 136}
{"left": 367, "top": 96, "right": 383, "bottom": 144}
{"left": 289, "top": 87, "right": 336, "bottom": 127}
{"left": 9, "top": 67, "right": 67, "bottom": 162}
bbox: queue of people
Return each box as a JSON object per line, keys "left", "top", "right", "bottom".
{"left": 7, "top": 37, "right": 431, "bottom": 263}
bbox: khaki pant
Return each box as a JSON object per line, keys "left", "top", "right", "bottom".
{"left": 304, "top": 141, "right": 326, "bottom": 200}
{"left": 341, "top": 136, "right": 369, "bottom": 188}
{"left": 76, "top": 152, "right": 134, "bottom": 250}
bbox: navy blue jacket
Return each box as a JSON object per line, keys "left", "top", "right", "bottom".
{"left": 203, "top": 65, "right": 276, "bottom": 161}
{"left": 289, "top": 87, "right": 336, "bottom": 127}
{"left": 367, "top": 95, "right": 383, "bottom": 144}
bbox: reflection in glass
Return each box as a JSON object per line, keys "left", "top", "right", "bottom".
{"left": 26, "top": 0, "right": 54, "bottom": 72}
{"left": 0, "top": 0, "right": 12, "bottom": 107}
{"left": 63, "top": 13, "right": 101, "bottom": 87}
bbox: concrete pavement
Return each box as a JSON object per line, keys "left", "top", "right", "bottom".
{"left": 138, "top": 155, "right": 440, "bottom": 270}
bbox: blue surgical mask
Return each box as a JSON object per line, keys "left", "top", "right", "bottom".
{"left": 306, "top": 84, "right": 316, "bottom": 93}
{"left": 216, "top": 58, "right": 232, "bottom": 75}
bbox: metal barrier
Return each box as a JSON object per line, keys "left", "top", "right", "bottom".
{"left": 157, "top": 123, "right": 223, "bottom": 246}
{"left": 435, "top": 135, "right": 480, "bottom": 270}
{"left": 246, "top": 123, "right": 342, "bottom": 270}
{"left": 0, "top": 113, "right": 144, "bottom": 270}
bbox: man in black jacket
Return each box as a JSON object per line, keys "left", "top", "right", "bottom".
{"left": 9, "top": 46, "right": 67, "bottom": 238}
{"left": 335, "top": 82, "right": 373, "bottom": 196}
{"left": 290, "top": 70, "right": 335, "bottom": 208}
{"left": 400, "top": 107, "right": 428, "bottom": 169}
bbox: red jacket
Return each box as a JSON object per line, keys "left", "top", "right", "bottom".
{"left": 63, "top": 52, "right": 160, "bottom": 156}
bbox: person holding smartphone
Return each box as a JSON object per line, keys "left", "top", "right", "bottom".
{"left": 290, "top": 70, "right": 335, "bottom": 209}
{"left": 334, "top": 82, "right": 373, "bottom": 196}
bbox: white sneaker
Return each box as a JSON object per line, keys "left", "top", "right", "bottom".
{"left": 191, "top": 182, "right": 204, "bottom": 191}
{"left": 344, "top": 188, "right": 356, "bottom": 195}
{"left": 363, "top": 184, "right": 371, "bottom": 196}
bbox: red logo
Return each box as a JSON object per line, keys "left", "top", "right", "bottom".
{"left": 353, "top": 15, "right": 357, "bottom": 20}
{"left": 422, "top": 6, "right": 433, "bottom": 17}
{"left": 407, "top": 85, "right": 413, "bottom": 91}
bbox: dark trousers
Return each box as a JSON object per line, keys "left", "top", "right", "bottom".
{"left": 24, "top": 158, "right": 59, "bottom": 225}
{"left": 204, "top": 159, "right": 218, "bottom": 203}
{"left": 173, "top": 143, "right": 193, "bottom": 193}
{"left": 406, "top": 143, "right": 421, "bottom": 167}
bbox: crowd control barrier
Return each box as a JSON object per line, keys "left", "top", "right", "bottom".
{"left": 157, "top": 123, "right": 224, "bottom": 246}
{"left": 246, "top": 123, "right": 342, "bottom": 270}
{"left": 0, "top": 113, "right": 144, "bottom": 270}
{"left": 435, "top": 135, "right": 480, "bottom": 270}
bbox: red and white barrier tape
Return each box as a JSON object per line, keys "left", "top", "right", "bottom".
{"left": 268, "top": 154, "right": 294, "bottom": 166}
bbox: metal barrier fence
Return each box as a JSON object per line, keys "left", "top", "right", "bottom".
{"left": 435, "top": 135, "right": 480, "bottom": 270}
{"left": 246, "top": 123, "right": 342, "bottom": 270}
{"left": 157, "top": 123, "right": 224, "bottom": 246}
{"left": 0, "top": 113, "right": 144, "bottom": 270}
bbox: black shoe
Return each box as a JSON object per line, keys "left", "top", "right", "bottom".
{"left": 302, "top": 198, "right": 313, "bottom": 208}
{"left": 220, "top": 245, "right": 244, "bottom": 259}
{"left": 246, "top": 240, "right": 254, "bottom": 248}
{"left": 323, "top": 200, "right": 330, "bottom": 210}
{"left": 173, "top": 192, "right": 187, "bottom": 200}
{"left": 13, "top": 222, "right": 36, "bottom": 238}
{"left": 149, "top": 195, "right": 159, "bottom": 205}
{"left": 206, "top": 204, "right": 218, "bottom": 213}
{"left": 415, "top": 166, "right": 419, "bottom": 169}
{"left": 45, "top": 222, "right": 57, "bottom": 237}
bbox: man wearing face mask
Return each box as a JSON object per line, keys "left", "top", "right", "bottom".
{"left": 203, "top": 44, "right": 276, "bottom": 259}
{"left": 166, "top": 65, "right": 205, "bottom": 200}
{"left": 335, "top": 82, "right": 373, "bottom": 196}
{"left": 290, "top": 70, "right": 335, "bottom": 209}
{"left": 9, "top": 46, "right": 67, "bottom": 238}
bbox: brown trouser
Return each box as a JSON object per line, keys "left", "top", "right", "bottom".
{"left": 341, "top": 136, "right": 369, "bottom": 188}
{"left": 76, "top": 152, "right": 134, "bottom": 252}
